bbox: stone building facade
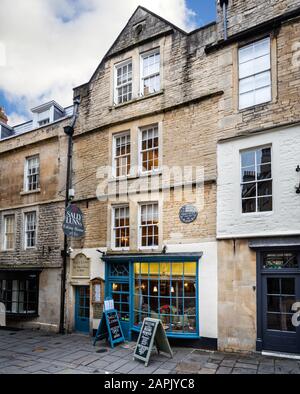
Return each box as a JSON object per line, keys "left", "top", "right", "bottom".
{"left": 0, "top": 102, "right": 72, "bottom": 331}
{"left": 66, "top": 0, "right": 300, "bottom": 355}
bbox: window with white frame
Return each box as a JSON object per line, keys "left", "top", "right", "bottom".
{"left": 115, "top": 61, "right": 133, "bottom": 104}
{"left": 25, "top": 212, "right": 37, "bottom": 249}
{"left": 239, "top": 37, "right": 271, "bottom": 109}
{"left": 140, "top": 125, "right": 159, "bottom": 173}
{"left": 38, "top": 118, "right": 50, "bottom": 127}
{"left": 113, "top": 133, "right": 131, "bottom": 178}
{"left": 25, "top": 156, "right": 40, "bottom": 192}
{"left": 139, "top": 203, "right": 159, "bottom": 248}
{"left": 241, "top": 146, "right": 272, "bottom": 213}
{"left": 141, "top": 51, "right": 160, "bottom": 96}
{"left": 3, "top": 215, "right": 15, "bottom": 250}
{"left": 113, "top": 206, "right": 130, "bottom": 249}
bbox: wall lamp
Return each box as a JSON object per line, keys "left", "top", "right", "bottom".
{"left": 296, "top": 166, "right": 300, "bottom": 194}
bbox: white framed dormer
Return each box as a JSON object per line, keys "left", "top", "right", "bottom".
{"left": 140, "top": 49, "right": 161, "bottom": 97}
{"left": 31, "top": 101, "right": 65, "bottom": 129}
{"left": 138, "top": 123, "right": 162, "bottom": 176}
{"left": 112, "top": 131, "right": 131, "bottom": 179}
{"left": 114, "top": 59, "right": 133, "bottom": 105}
{"left": 111, "top": 205, "right": 130, "bottom": 251}
{"left": 138, "top": 202, "right": 159, "bottom": 250}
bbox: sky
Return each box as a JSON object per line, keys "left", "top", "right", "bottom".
{"left": 0, "top": 0, "right": 216, "bottom": 126}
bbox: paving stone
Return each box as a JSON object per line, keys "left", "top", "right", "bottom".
{"left": 235, "top": 362, "right": 258, "bottom": 370}
{"left": 216, "top": 366, "right": 233, "bottom": 374}
{"left": 175, "top": 362, "right": 201, "bottom": 374}
{"left": 232, "top": 368, "right": 257, "bottom": 374}
{"left": 220, "top": 359, "right": 236, "bottom": 367}
{"left": 198, "top": 368, "right": 217, "bottom": 374}
{"left": 257, "top": 365, "right": 275, "bottom": 374}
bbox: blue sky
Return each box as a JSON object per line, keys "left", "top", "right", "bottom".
{"left": 187, "top": 0, "right": 216, "bottom": 26}
{"left": 0, "top": 0, "right": 216, "bottom": 126}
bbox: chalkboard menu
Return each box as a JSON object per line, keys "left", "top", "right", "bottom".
{"left": 107, "top": 311, "right": 122, "bottom": 342}
{"left": 93, "top": 309, "right": 125, "bottom": 349}
{"left": 135, "top": 320, "right": 156, "bottom": 359}
{"left": 134, "top": 318, "right": 173, "bottom": 367}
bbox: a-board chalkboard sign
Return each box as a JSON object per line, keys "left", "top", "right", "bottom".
{"left": 134, "top": 318, "right": 173, "bottom": 367}
{"left": 93, "top": 309, "right": 125, "bottom": 348}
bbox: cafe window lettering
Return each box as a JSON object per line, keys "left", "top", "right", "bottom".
{"left": 134, "top": 262, "right": 197, "bottom": 336}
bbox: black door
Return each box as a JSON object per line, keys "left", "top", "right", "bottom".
{"left": 262, "top": 275, "right": 300, "bottom": 354}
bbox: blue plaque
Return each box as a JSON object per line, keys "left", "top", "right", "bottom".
{"left": 179, "top": 205, "right": 198, "bottom": 224}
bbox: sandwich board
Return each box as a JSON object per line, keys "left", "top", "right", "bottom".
{"left": 93, "top": 309, "right": 125, "bottom": 349}
{"left": 134, "top": 318, "right": 173, "bottom": 367}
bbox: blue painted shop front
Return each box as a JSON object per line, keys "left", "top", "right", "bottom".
{"left": 103, "top": 254, "right": 201, "bottom": 341}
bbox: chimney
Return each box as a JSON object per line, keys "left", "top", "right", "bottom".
{"left": 0, "top": 107, "right": 8, "bottom": 124}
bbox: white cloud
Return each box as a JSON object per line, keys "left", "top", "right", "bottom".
{"left": 0, "top": 0, "right": 196, "bottom": 123}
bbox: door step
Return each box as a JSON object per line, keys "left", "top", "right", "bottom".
{"left": 262, "top": 351, "right": 300, "bottom": 360}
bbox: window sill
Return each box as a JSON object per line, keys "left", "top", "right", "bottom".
{"left": 239, "top": 100, "right": 272, "bottom": 113}
{"left": 20, "top": 189, "right": 41, "bottom": 196}
{"left": 109, "top": 90, "right": 164, "bottom": 110}
{"left": 108, "top": 170, "right": 162, "bottom": 183}
{"left": 6, "top": 313, "right": 39, "bottom": 320}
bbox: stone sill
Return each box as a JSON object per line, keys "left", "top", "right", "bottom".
{"left": 109, "top": 90, "right": 164, "bottom": 111}
{"left": 20, "top": 189, "right": 41, "bottom": 196}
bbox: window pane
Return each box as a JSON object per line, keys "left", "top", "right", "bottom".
{"left": 239, "top": 91, "right": 255, "bottom": 109}
{"left": 241, "top": 151, "right": 256, "bottom": 168}
{"left": 242, "top": 183, "right": 256, "bottom": 198}
{"left": 258, "top": 181, "right": 272, "bottom": 197}
{"left": 242, "top": 198, "right": 256, "bottom": 213}
{"left": 241, "top": 167, "right": 256, "bottom": 183}
{"left": 258, "top": 196, "right": 272, "bottom": 212}
{"left": 255, "top": 86, "right": 271, "bottom": 105}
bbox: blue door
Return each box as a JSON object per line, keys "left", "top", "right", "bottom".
{"left": 75, "top": 286, "right": 90, "bottom": 333}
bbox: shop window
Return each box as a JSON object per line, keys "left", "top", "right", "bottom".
{"left": 133, "top": 262, "right": 197, "bottom": 335}
{"left": 0, "top": 276, "right": 39, "bottom": 316}
{"left": 241, "top": 146, "right": 272, "bottom": 213}
{"left": 110, "top": 263, "right": 130, "bottom": 277}
{"left": 111, "top": 283, "right": 130, "bottom": 323}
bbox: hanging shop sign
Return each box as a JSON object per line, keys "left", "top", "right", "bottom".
{"left": 93, "top": 307, "right": 125, "bottom": 349}
{"left": 62, "top": 204, "right": 85, "bottom": 238}
{"left": 179, "top": 205, "right": 198, "bottom": 224}
{"left": 134, "top": 318, "right": 173, "bottom": 367}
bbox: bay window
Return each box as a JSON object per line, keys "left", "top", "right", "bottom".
{"left": 239, "top": 37, "right": 271, "bottom": 109}
{"left": 134, "top": 262, "right": 197, "bottom": 335}
{"left": 0, "top": 274, "right": 39, "bottom": 316}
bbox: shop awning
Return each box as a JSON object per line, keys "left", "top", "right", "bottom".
{"left": 102, "top": 253, "right": 203, "bottom": 263}
{"left": 249, "top": 237, "right": 300, "bottom": 249}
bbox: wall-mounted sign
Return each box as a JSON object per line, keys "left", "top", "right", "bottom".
{"left": 179, "top": 205, "right": 198, "bottom": 224}
{"left": 72, "top": 253, "right": 90, "bottom": 279}
{"left": 62, "top": 204, "right": 85, "bottom": 238}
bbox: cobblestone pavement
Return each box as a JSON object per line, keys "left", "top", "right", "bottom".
{"left": 0, "top": 329, "right": 300, "bottom": 374}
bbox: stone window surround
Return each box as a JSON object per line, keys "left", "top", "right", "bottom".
{"left": 109, "top": 117, "right": 163, "bottom": 181}
{"left": 0, "top": 210, "right": 16, "bottom": 252}
{"left": 109, "top": 37, "right": 165, "bottom": 108}
{"left": 232, "top": 32, "right": 278, "bottom": 113}
{"left": 107, "top": 197, "right": 163, "bottom": 252}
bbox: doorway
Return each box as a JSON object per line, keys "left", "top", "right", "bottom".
{"left": 75, "top": 286, "right": 90, "bottom": 333}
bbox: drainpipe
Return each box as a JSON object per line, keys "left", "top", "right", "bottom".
{"left": 219, "top": 0, "right": 229, "bottom": 41}
{"left": 59, "top": 97, "right": 80, "bottom": 335}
